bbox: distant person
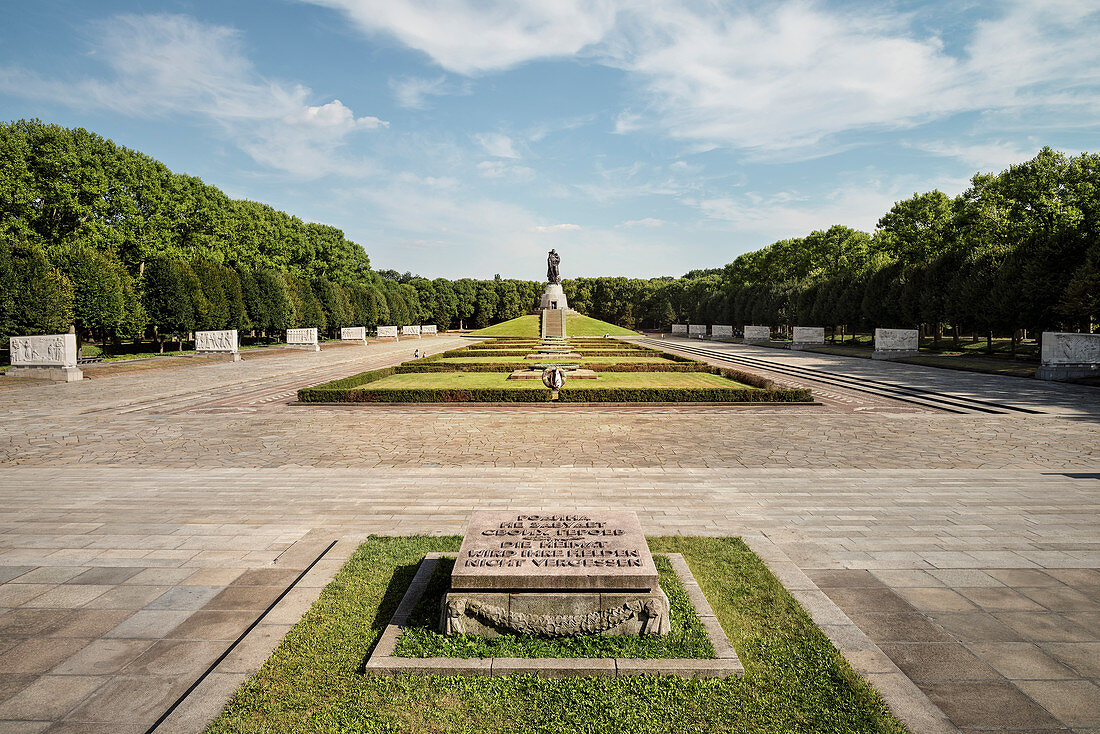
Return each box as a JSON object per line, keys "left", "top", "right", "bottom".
{"left": 414, "top": 349, "right": 419, "bottom": 359}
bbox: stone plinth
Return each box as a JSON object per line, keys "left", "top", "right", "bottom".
{"left": 1037, "top": 332, "right": 1100, "bottom": 380}
{"left": 873, "top": 328, "right": 918, "bottom": 359}
{"left": 539, "top": 283, "right": 569, "bottom": 311}
{"left": 422, "top": 325, "right": 438, "bottom": 336}
{"left": 671, "top": 324, "right": 687, "bottom": 335}
{"left": 286, "top": 328, "right": 320, "bottom": 351}
{"left": 402, "top": 325, "right": 421, "bottom": 338}
{"left": 712, "top": 325, "right": 733, "bottom": 338}
{"left": 7, "top": 333, "right": 83, "bottom": 381}
{"left": 791, "top": 326, "right": 825, "bottom": 350}
{"left": 688, "top": 325, "right": 707, "bottom": 338}
{"left": 377, "top": 326, "right": 399, "bottom": 341}
{"left": 340, "top": 326, "right": 367, "bottom": 343}
{"left": 743, "top": 325, "right": 770, "bottom": 343}
{"left": 443, "top": 511, "right": 668, "bottom": 637}
{"left": 196, "top": 330, "right": 240, "bottom": 361}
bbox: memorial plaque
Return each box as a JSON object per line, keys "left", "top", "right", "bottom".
{"left": 712, "top": 325, "right": 733, "bottom": 338}
{"left": 402, "top": 325, "right": 421, "bottom": 337}
{"left": 287, "top": 328, "right": 317, "bottom": 345}
{"left": 451, "top": 511, "right": 658, "bottom": 592}
{"left": 688, "top": 324, "right": 706, "bottom": 337}
{"left": 377, "top": 325, "right": 398, "bottom": 338}
{"left": 671, "top": 324, "right": 687, "bottom": 335}
{"left": 743, "top": 325, "right": 770, "bottom": 342}
{"left": 195, "top": 329, "right": 238, "bottom": 353}
{"left": 9, "top": 333, "right": 77, "bottom": 367}
{"left": 1038, "top": 332, "right": 1100, "bottom": 380}
{"left": 421, "top": 325, "right": 438, "bottom": 335}
{"left": 340, "top": 326, "right": 366, "bottom": 342}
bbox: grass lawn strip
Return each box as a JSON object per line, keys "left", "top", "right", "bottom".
{"left": 470, "top": 314, "right": 639, "bottom": 337}
{"left": 395, "top": 555, "right": 713, "bottom": 660}
{"left": 207, "top": 536, "right": 906, "bottom": 734}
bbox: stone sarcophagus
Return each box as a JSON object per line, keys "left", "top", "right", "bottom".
{"left": 743, "top": 325, "right": 770, "bottom": 343}
{"left": 688, "top": 324, "right": 707, "bottom": 338}
{"left": 712, "top": 325, "right": 733, "bottom": 338}
{"left": 442, "top": 511, "right": 670, "bottom": 638}
{"left": 196, "top": 330, "right": 239, "bottom": 360}
{"left": 377, "top": 326, "right": 399, "bottom": 340}
{"left": 791, "top": 326, "right": 825, "bottom": 349}
{"left": 402, "top": 325, "right": 421, "bottom": 338}
{"left": 1038, "top": 332, "right": 1100, "bottom": 381}
{"left": 340, "top": 326, "right": 367, "bottom": 343}
{"left": 421, "top": 325, "right": 438, "bottom": 336}
{"left": 671, "top": 324, "right": 687, "bottom": 335}
{"left": 873, "top": 328, "right": 918, "bottom": 359}
{"left": 286, "top": 328, "right": 320, "bottom": 351}
{"left": 7, "top": 333, "right": 82, "bottom": 381}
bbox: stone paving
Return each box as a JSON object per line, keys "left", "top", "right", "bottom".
{"left": 0, "top": 337, "right": 1097, "bottom": 731}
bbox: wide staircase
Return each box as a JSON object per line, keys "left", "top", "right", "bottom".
{"left": 541, "top": 308, "right": 566, "bottom": 339}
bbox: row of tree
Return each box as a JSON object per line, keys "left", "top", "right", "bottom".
{"left": 560, "top": 148, "right": 1098, "bottom": 342}
{"left": 2, "top": 118, "right": 1096, "bottom": 346}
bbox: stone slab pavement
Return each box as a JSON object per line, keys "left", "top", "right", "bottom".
{"left": 0, "top": 336, "right": 1097, "bottom": 731}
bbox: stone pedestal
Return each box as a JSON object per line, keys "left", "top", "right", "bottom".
{"left": 443, "top": 511, "right": 669, "bottom": 638}
{"left": 196, "top": 330, "right": 241, "bottom": 360}
{"left": 286, "top": 328, "right": 320, "bottom": 351}
{"left": 7, "top": 365, "right": 83, "bottom": 381}
{"left": 712, "top": 325, "right": 733, "bottom": 339}
{"left": 539, "top": 283, "right": 568, "bottom": 311}
{"left": 790, "top": 326, "right": 825, "bottom": 350}
{"left": 743, "top": 325, "right": 770, "bottom": 343}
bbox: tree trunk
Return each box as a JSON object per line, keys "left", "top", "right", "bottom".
{"left": 986, "top": 331, "right": 994, "bottom": 355}
{"left": 953, "top": 324, "right": 960, "bottom": 348}
{"left": 1010, "top": 329, "right": 1018, "bottom": 357}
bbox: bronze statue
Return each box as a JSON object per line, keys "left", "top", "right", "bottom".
{"left": 547, "top": 249, "right": 561, "bottom": 284}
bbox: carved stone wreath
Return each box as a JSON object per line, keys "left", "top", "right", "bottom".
{"left": 444, "top": 597, "right": 667, "bottom": 637}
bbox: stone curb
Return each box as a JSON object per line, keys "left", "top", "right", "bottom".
{"left": 742, "top": 535, "right": 961, "bottom": 734}
{"left": 363, "top": 552, "right": 745, "bottom": 679}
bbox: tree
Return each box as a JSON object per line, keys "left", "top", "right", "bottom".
{"left": 142, "top": 258, "right": 194, "bottom": 352}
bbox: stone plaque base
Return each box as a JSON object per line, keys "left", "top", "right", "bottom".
{"left": 525, "top": 352, "right": 582, "bottom": 360}
{"left": 6, "top": 366, "right": 83, "bottom": 382}
{"left": 1037, "top": 363, "right": 1099, "bottom": 381}
{"left": 287, "top": 344, "right": 321, "bottom": 352}
{"left": 789, "top": 343, "right": 819, "bottom": 351}
{"left": 871, "top": 349, "right": 918, "bottom": 360}
{"left": 441, "top": 588, "right": 670, "bottom": 637}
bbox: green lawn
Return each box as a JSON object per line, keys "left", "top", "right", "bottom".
{"left": 360, "top": 371, "right": 751, "bottom": 390}
{"left": 470, "top": 314, "right": 638, "bottom": 337}
{"left": 207, "top": 536, "right": 905, "bottom": 733}
{"left": 436, "top": 356, "right": 675, "bottom": 365}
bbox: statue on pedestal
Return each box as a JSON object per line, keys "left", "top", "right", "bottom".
{"left": 547, "top": 249, "right": 561, "bottom": 284}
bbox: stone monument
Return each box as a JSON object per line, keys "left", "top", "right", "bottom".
{"left": 196, "top": 329, "right": 240, "bottom": 360}
{"left": 340, "top": 326, "right": 367, "bottom": 344}
{"left": 377, "top": 325, "right": 399, "bottom": 341}
{"left": 421, "top": 325, "right": 438, "bottom": 336}
{"left": 402, "top": 325, "right": 421, "bottom": 339}
{"left": 712, "top": 325, "right": 733, "bottom": 339}
{"left": 540, "top": 249, "right": 569, "bottom": 311}
{"left": 442, "top": 511, "right": 670, "bottom": 637}
{"left": 286, "top": 328, "right": 320, "bottom": 351}
{"left": 1037, "top": 332, "right": 1100, "bottom": 380}
{"left": 872, "top": 328, "right": 918, "bottom": 359}
{"left": 689, "top": 324, "right": 707, "bottom": 339}
{"left": 671, "top": 324, "right": 687, "bottom": 335}
{"left": 7, "top": 333, "right": 82, "bottom": 381}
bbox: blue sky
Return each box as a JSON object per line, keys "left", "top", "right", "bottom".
{"left": 2, "top": 1, "right": 1098, "bottom": 279}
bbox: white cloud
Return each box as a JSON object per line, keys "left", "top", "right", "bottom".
{"left": 389, "top": 75, "right": 469, "bottom": 109}
{"left": 0, "top": 14, "right": 386, "bottom": 177}
{"left": 474, "top": 132, "right": 520, "bottom": 158}
{"left": 298, "top": 0, "right": 619, "bottom": 74}
{"left": 533, "top": 223, "right": 581, "bottom": 232}
{"left": 477, "top": 160, "right": 535, "bottom": 181}
{"left": 618, "top": 217, "right": 664, "bottom": 228}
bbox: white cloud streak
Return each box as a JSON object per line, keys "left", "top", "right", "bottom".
{"left": 0, "top": 13, "right": 387, "bottom": 176}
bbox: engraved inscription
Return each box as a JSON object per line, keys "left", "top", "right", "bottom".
{"left": 340, "top": 326, "right": 366, "bottom": 341}
{"left": 286, "top": 328, "right": 317, "bottom": 345}
{"left": 462, "top": 514, "right": 642, "bottom": 570}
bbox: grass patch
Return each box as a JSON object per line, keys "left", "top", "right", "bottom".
{"left": 395, "top": 554, "right": 712, "bottom": 659}
{"left": 470, "top": 314, "right": 638, "bottom": 337}
{"left": 898, "top": 354, "right": 1037, "bottom": 378}
{"left": 361, "top": 372, "right": 754, "bottom": 390}
{"left": 208, "top": 536, "right": 906, "bottom": 734}
{"left": 437, "top": 356, "right": 675, "bottom": 365}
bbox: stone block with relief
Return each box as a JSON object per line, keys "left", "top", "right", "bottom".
{"left": 7, "top": 333, "right": 82, "bottom": 381}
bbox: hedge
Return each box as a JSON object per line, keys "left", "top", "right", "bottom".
{"left": 557, "top": 386, "right": 811, "bottom": 402}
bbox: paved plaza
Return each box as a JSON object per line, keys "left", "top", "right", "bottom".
{"left": 0, "top": 337, "right": 1098, "bottom": 732}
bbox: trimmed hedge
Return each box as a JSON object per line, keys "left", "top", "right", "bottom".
{"left": 557, "top": 386, "right": 809, "bottom": 402}
{"left": 298, "top": 366, "right": 550, "bottom": 402}
{"left": 399, "top": 362, "right": 710, "bottom": 373}
{"left": 297, "top": 367, "right": 396, "bottom": 402}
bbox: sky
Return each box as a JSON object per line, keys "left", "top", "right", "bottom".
{"left": 2, "top": 1, "right": 1098, "bottom": 279}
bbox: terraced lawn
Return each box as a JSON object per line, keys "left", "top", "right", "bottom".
{"left": 357, "top": 371, "right": 753, "bottom": 390}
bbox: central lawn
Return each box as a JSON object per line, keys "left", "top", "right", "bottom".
{"left": 207, "top": 536, "right": 905, "bottom": 733}
{"left": 360, "top": 372, "right": 753, "bottom": 390}
{"left": 436, "top": 355, "right": 675, "bottom": 364}
{"left": 470, "top": 314, "right": 638, "bottom": 337}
